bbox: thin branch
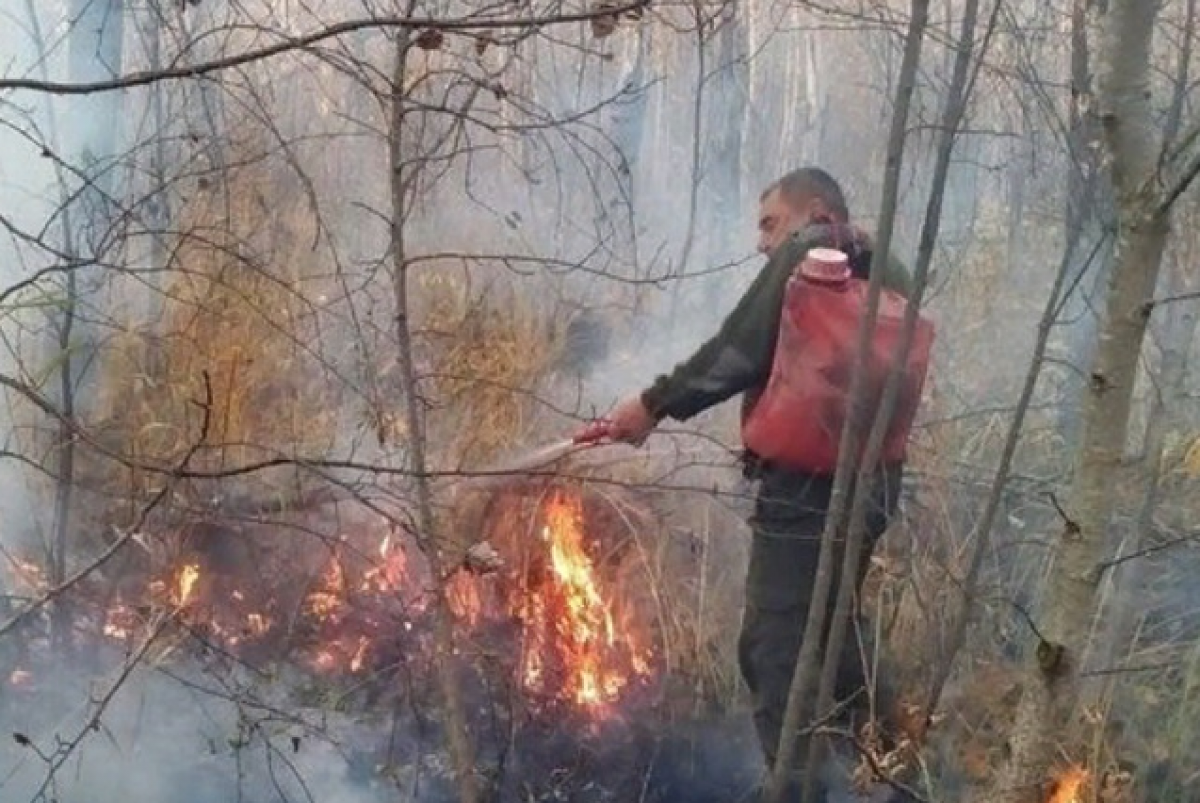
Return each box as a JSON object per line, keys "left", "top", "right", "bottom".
{"left": 1158, "top": 142, "right": 1200, "bottom": 213}
{"left": 0, "top": 372, "right": 214, "bottom": 639}
{"left": 1096, "top": 531, "right": 1200, "bottom": 571}
{"left": 1143, "top": 287, "right": 1200, "bottom": 312}
{"left": 0, "top": 3, "right": 651, "bottom": 96}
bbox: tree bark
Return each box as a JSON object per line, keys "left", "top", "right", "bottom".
{"left": 665, "top": 4, "right": 709, "bottom": 338}
{"left": 985, "top": 4, "right": 1173, "bottom": 801}
{"left": 68, "top": 0, "right": 126, "bottom": 192}
{"left": 47, "top": 0, "right": 127, "bottom": 651}
{"left": 1056, "top": 0, "right": 1114, "bottom": 454}
{"left": 388, "top": 30, "right": 482, "bottom": 803}
{"left": 805, "top": 0, "right": 999, "bottom": 792}
{"left": 762, "top": 3, "right": 931, "bottom": 800}
{"left": 924, "top": 230, "right": 1106, "bottom": 733}
{"left": 1087, "top": 0, "right": 1197, "bottom": 703}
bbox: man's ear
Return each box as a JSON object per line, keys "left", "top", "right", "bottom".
{"left": 804, "top": 197, "right": 835, "bottom": 226}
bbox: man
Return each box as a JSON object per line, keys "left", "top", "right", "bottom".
{"left": 606, "top": 167, "right": 911, "bottom": 796}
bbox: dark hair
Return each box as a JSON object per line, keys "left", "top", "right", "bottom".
{"left": 761, "top": 167, "right": 850, "bottom": 222}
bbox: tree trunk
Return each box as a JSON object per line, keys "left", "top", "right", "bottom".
{"left": 45, "top": 0, "right": 125, "bottom": 650}
{"left": 923, "top": 225, "right": 1105, "bottom": 735}
{"left": 1089, "top": 246, "right": 1198, "bottom": 705}
{"left": 700, "top": 0, "right": 748, "bottom": 309}
{"left": 68, "top": 0, "right": 125, "bottom": 194}
{"left": 1056, "top": 0, "right": 1114, "bottom": 454}
{"left": 665, "top": 6, "right": 709, "bottom": 338}
{"left": 985, "top": 4, "right": 1172, "bottom": 801}
{"left": 762, "top": 3, "right": 931, "bottom": 800}
{"left": 1086, "top": 0, "right": 1197, "bottom": 703}
{"left": 144, "top": 1, "right": 170, "bottom": 326}
{"left": 388, "top": 31, "right": 482, "bottom": 803}
{"left": 805, "top": 0, "right": 997, "bottom": 792}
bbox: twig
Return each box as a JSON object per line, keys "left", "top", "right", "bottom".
{"left": 1007, "top": 597, "right": 1052, "bottom": 647}
{"left": 1096, "top": 531, "right": 1200, "bottom": 571}
{"left": 0, "top": 372, "right": 214, "bottom": 639}
{"left": 1142, "top": 287, "right": 1200, "bottom": 314}
{"left": 1044, "top": 491, "right": 1082, "bottom": 537}
{"left": 811, "top": 726, "right": 929, "bottom": 803}
{"left": 0, "top": 3, "right": 651, "bottom": 96}
{"left": 1081, "top": 661, "right": 1177, "bottom": 677}
{"left": 25, "top": 610, "right": 177, "bottom": 801}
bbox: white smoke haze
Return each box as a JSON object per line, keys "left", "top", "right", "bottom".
{"left": 0, "top": 1, "right": 65, "bottom": 548}
{"left": 1, "top": 658, "right": 393, "bottom": 803}
{"left": 3, "top": 1, "right": 1200, "bottom": 802}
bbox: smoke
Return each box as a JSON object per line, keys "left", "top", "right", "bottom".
{"left": 0, "top": 646, "right": 772, "bottom": 803}
{"left": 0, "top": 656, "right": 394, "bottom": 803}
{"left": 0, "top": 5, "right": 62, "bottom": 557}
{"left": 5, "top": 2, "right": 1200, "bottom": 802}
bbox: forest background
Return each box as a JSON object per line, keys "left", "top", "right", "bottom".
{"left": 0, "top": 2, "right": 1197, "bottom": 802}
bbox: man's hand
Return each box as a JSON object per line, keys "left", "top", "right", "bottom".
{"left": 607, "top": 394, "right": 658, "bottom": 446}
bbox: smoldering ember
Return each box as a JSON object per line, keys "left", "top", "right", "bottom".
{"left": 2, "top": 2, "right": 1199, "bottom": 803}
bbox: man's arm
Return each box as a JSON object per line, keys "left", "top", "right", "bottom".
{"left": 639, "top": 238, "right": 803, "bottom": 422}
{"left": 605, "top": 226, "right": 910, "bottom": 443}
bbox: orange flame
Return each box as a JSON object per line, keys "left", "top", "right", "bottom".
{"left": 514, "top": 489, "right": 651, "bottom": 708}
{"left": 174, "top": 564, "right": 200, "bottom": 606}
{"left": 349, "top": 636, "right": 371, "bottom": 673}
{"left": 306, "top": 558, "right": 346, "bottom": 620}
{"left": 361, "top": 535, "right": 407, "bottom": 593}
{"left": 446, "top": 569, "right": 482, "bottom": 626}
{"left": 103, "top": 603, "right": 136, "bottom": 639}
{"left": 76, "top": 490, "right": 654, "bottom": 695}
{"left": 1048, "top": 764, "right": 1088, "bottom": 803}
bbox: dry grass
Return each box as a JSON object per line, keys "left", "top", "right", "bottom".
{"left": 418, "top": 268, "right": 565, "bottom": 470}
{"left": 88, "top": 139, "right": 340, "bottom": 508}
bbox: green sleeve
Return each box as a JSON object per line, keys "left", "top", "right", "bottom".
{"left": 639, "top": 238, "right": 803, "bottom": 422}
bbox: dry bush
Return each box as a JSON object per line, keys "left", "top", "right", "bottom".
{"left": 88, "top": 135, "right": 342, "bottom": 510}
{"left": 418, "top": 267, "right": 566, "bottom": 470}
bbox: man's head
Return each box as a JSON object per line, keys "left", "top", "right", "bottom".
{"left": 756, "top": 167, "right": 850, "bottom": 255}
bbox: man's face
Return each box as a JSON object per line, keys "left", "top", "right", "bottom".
{"left": 756, "top": 188, "right": 810, "bottom": 255}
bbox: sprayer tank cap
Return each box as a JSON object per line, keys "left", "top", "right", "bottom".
{"left": 799, "top": 247, "right": 852, "bottom": 285}
{"left": 807, "top": 247, "right": 847, "bottom": 265}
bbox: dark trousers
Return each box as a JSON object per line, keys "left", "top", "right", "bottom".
{"left": 737, "top": 463, "right": 902, "bottom": 783}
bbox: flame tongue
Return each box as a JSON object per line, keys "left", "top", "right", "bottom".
{"left": 70, "top": 483, "right": 654, "bottom": 707}
{"left": 1048, "top": 764, "right": 1088, "bottom": 803}
{"left": 515, "top": 489, "right": 650, "bottom": 709}
{"left": 174, "top": 564, "right": 200, "bottom": 606}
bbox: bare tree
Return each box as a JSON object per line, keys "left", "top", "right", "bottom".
{"left": 764, "top": 2, "right": 932, "bottom": 801}
{"left": 986, "top": 2, "right": 1200, "bottom": 800}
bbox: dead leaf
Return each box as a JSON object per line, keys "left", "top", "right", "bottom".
{"left": 1180, "top": 435, "right": 1200, "bottom": 477}
{"left": 589, "top": 1, "right": 620, "bottom": 38}
{"left": 415, "top": 28, "right": 444, "bottom": 51}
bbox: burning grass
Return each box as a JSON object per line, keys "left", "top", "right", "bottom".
{"left": 1, "top": 470, "right": 756, "bottom": 800}
{"left": 4, "top": 479, "right": 664, "bottom": 717}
